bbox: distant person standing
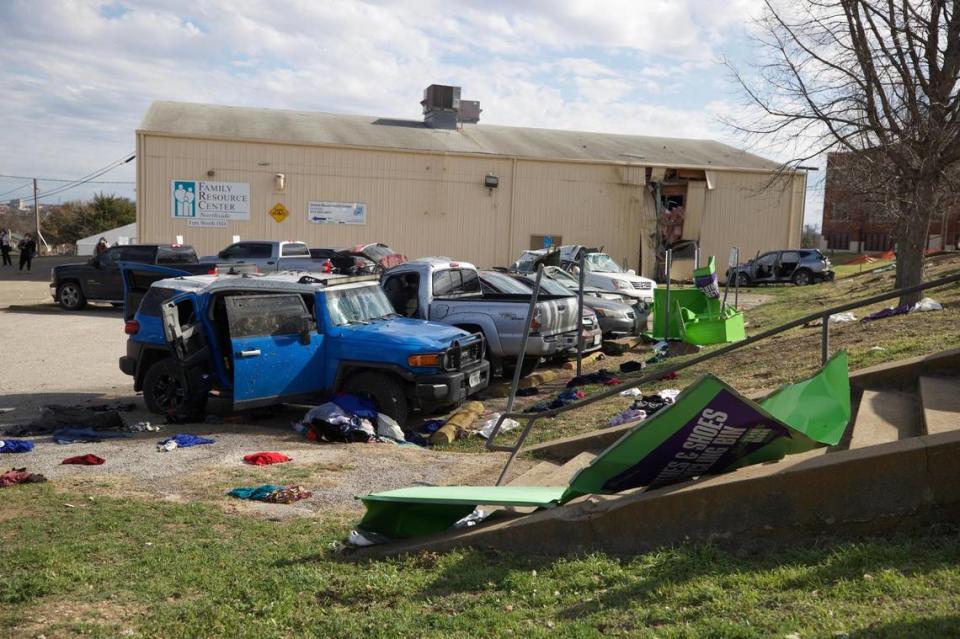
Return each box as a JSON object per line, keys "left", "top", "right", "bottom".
{"left": 18, "top": 232, "right": 36, "bottom": 272}
{"left": 95, "top": 237, "right": 109, "bottom": 255}
{"left": 0, "top": 229, "right": 11, "bottom": 266}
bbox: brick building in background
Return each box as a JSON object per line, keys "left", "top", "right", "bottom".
{"left": 822, "top": 152, "right": 960, "bottom": 252}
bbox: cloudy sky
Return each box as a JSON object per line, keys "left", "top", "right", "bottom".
{"left": 0, "top": 0, "right": 825, "bottom": 226}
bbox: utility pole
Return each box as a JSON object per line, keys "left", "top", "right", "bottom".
{"left": 33, "top": 178, "right": 39, "bottom": 255}
{"left": 33, "top": 178, "right": 48, "bottom": 253}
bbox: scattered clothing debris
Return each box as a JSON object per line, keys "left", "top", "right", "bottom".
{"left": 829, "top": 312, "right": 857, "bottom": 323}
{"left": 402, "top": 432, "right": 431, "bottom": 447}
{"left": 123, "top": 421, "right": 160, "bottom": 433}
{"left": 0, "top": 467, "right": 47, "bottom": 487}
{"left": 659, "top": 371, "right": 679, "bottom": 381}
{"left": 228, "top": 484, "right": 312, "bottom": 503}
{"left": 566, "top": 369, "right": 621, "bottom": 388}
{"left": 346, "top": 529, "right": 391, "bottom": 547}
{"left": 89, "top": 402, "right": 136, "bottom": 413}
{"left": 61, "top": 454, "right": 105, "bottom": 465}
{"left": 3, "top": 403, "right": 129, "bottom": 437}
{"left": 376, "top": 414, "right": 406, "bottom": 441}
{"left": 418, "top": 419, "right": 446, "bottom": 434}
{"left": 516, "top": 387, "right": 540, "bottom": 397}
{"left": 243, "top": 452, "right": 291, "bottom": 466}
{"left": 296, "top": 402, "right": 376, "bottom": 443}
{"left": 912, "top": 297, "right": 943, "bottom": 313}
{"left": 619, "top": 360, "right": 646, "bottom": 373}
{"left": 53, "top": 428, "right": 133, "bottom": 445}
{"left": 619, "top": 387, "right": 642, "bottom": 397}
{"left": 869, "top": 346, "right": 887, "bottom": 352}
{"left": 608, "top": 408, "right": 647, "bottom": 427}
{"left": 453, "top": 509, "right": 491, "bottom": 529}
{"left": 157, "top": 434, "right": 215, "bottom": 452}
{"left": 0, "top": 439, "right": 34, "bottom": 453}
{"left": 478, "top": 413, "right": 520, "bottom": 439}
{"left": 523, "top": 389, "right": 586, "bottom": 413}
{"left": 862, "top": 304, "right": 911, "bottom": 323}
{"left": 658, "top": 389, "right": 681, "bottom": 402}
{"left": 330, "top": 394, "right": 378, "bottom": 421}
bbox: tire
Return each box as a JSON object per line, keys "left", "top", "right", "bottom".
{"left": 736, "top": 273, "right": 751, "bottom": 287}
{"left": 56, "top": 281, "right": 86, "bottom": 311}
{"left": 792, "top": 269, "right": 813, "bottom": 286}
{"left": 342, "top": 371, "right": 409, "bottom": 425}
{"left": 142, "top": 357, "right": 188, "bottom": 415}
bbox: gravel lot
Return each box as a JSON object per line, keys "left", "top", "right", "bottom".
{"left": 0, "top": 279, "right": 510, "bottom": 516}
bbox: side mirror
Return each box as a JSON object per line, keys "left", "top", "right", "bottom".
{"left": 627, "top": 269, "right": 636, "bottom": 275}
{"left": 91, "top": 257, "right": 102, "bottom": 269}
{"left": 218, "top": 251, "right": 227, "bottom": 259}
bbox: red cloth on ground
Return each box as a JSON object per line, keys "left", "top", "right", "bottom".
{"left": 61, "top": 454, "right": 105, "bottom": 465}
{"left": 243, "top": 452, "right": 291, "bottom": 466}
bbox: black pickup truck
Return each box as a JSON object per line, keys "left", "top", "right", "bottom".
{"left": 51, "top": 244, "right": 216, "bottom": 310}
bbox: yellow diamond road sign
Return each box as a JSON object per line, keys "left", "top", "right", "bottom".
{"left": 269, "top": 203, "right": 289, "bottom": 223}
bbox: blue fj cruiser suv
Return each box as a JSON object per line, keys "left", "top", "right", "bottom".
{"left": 118, "top": 265, "right": 489, "bottom": 423}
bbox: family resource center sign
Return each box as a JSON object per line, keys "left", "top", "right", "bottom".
{"left": 172, "top": 181, "right": 250, "bottom": 228}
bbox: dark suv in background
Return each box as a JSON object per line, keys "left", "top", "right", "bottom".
{"left": 727, "top": 249, "right": 834, "bottom": 287}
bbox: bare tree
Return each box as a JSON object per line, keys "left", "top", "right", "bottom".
{"left": 726, "top": 0, "right": 960, "bottom": 303}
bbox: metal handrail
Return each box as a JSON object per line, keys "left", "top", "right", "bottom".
{"left": 490, "top": 270, "right": 960, "bottom": 484}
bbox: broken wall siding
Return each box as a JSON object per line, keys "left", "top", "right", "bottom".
{"left": 697, "top": 171, "right": 804, "bottom": 275}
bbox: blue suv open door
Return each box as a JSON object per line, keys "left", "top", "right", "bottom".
{"left": 224, "top": 293, "right": 326, "bottom": 408}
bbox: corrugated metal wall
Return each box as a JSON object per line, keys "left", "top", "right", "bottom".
{"left": 138, "top": 134, "right": 802, "bottom": 275}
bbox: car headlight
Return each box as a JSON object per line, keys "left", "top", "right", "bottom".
{"left": 611, "top": 279, "right": 630, "bottom": 290}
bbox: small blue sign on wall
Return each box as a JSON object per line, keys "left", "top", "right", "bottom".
{"left": 543, "top": 235, "right": 554, "bottom": 248}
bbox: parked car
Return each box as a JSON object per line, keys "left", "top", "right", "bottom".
{"left": 539, "top": 266, "right": 627, "bottom": 303}
{"left": 509, "top": 271, "right": 643, "bottom": 338}
{"left": 119, "top": 266, "right": 489, "bottom": 424}
{"left": 204, "top": 240, "right": 323, "bottom": 272}
{"left": 50, "top": 244, "right": 217, "bottom": 311}
{"left": 726, "top": 249, "right": 835, "bottom": 287}
{"left": 381, "top": 258, "right": 579, "bottom": 377}
{"left": 514, "top": 244, "right": 657, "bottom": 303}
{"left": 311, "top": 243, "right": 407, "bottom": 275}
{"left": 477, "top": 270, "right": 601, "bottom": 357}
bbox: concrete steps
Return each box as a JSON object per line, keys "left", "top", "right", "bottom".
{"left": 848, "top": 389, "right": 920, "bottom": 449}
{"left": 920, "top": 376, "right": 960, "bottom": 435}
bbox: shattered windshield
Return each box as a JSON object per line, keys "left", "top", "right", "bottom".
{"left": 325, "top": 285, "right": 396, "bottom": 326}
{"left": 585, "top": 253, "right": 624, "bottom": 273}
{"left": 545, "top": 266, "right": 579, "bottom": 288}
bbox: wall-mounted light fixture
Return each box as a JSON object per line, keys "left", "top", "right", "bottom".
{"left": 207, "top": 169, "right": 216, "bottom": 177}
{"left": 484, "top": 174, "right": 499, "bottom": 189}
{"left": 274, "top": 173, "right": 286, "bottom": 192}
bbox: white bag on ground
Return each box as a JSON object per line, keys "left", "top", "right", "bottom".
{"left": 478, "top": 413, "right": 519, "bottom": 439}
{"left": 829, "top": 312, "right": 856, "bottom": 323}
{"left": 376, "top": 413, "right": 406, "bottom": 441}
{"left": 912, "top": 297, "right": 943, "bottom": 313}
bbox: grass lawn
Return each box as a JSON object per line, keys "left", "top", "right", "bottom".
{"left": 4, "top": 485, "right": 960, "bottom": 638}
{"left": 4, "top": 255, "right": 960, "bottom": 638}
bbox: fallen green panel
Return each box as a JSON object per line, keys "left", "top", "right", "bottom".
{"left": 357, "top": 486, "right": 566, "bottom": 539}
{"left": 568, "top": 351, "right": 851, "bottom": 493}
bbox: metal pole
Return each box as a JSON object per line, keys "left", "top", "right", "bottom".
{"left": 576, "top": 252, "right": 586, "bottom": 377}
{"left": 663, "top": 248, "right": 672, "bottom": 340}
{"left": 821, "top": 315, "right": 830, "bottom": 365}
{"left": 694, "top": 243, "right": 700, "bottom": 270}
{"left": 734, "top": 247, "right": 740, "bottom": 309}
{"left": 33, "top": 178, "right": 40, "bottom": 255}
{"left": 485, "top": 263, "right": 544, "bottom": 450}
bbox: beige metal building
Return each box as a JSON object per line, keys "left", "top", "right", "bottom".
{"left": 136, "top": 92, "right": 806, "bottom": 278}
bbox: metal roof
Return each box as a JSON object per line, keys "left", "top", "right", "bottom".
{"left": 139, "top": 101, "right": 781, "bottom": 171}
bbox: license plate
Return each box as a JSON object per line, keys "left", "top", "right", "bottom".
{"left": 469, "top": 371, "right": 482, "bottom": 387}
{"left": 593, "top": 334, "right": 602, "bottom": 346}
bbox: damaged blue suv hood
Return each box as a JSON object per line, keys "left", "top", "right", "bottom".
{"left": 340, "top": 317, "right": 474, "bottom": 352}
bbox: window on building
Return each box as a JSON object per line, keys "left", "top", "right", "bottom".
{"left": 827, "top": 233, "right": 849, "bottom": 250}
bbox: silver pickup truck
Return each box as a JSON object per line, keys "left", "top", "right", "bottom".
{"left": 381, "top": 258, "right": 579, "bottom": 377}
{"left": 202, "top": 241, "right": 324, "bottom": 272}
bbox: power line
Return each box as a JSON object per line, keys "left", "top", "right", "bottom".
{"left": 0, "top": 173, "right": 135, "bottom": 184}
{"left": 0, "top": 181, "right": 33, "bottom": 198}
{"left": 31, "top": 153, "right": 136, "bottom": 201}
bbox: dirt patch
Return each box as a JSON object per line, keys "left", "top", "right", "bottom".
{"left": 14, "top": 599, "right": 147, "bottom": 638}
